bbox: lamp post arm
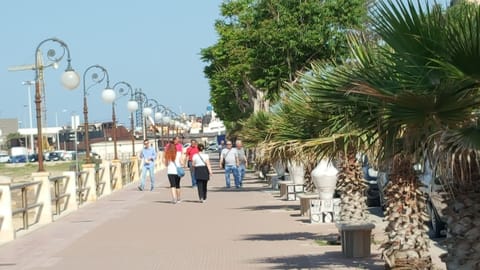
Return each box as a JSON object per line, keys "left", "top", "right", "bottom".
{"left": 82, "top": 64, "right": 110, "bottom": 164}
{"left": 34, "top": 38, "right": 70, "bottom": 80}
{"left": 34, "top": 37, "right": 76, "bottom": 172}
{"left": 83, "top": 64, "right": 111, "bottom": 97}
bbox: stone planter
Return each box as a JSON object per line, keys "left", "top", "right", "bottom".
{"left": 287, "top": 161, "right": 304, "bottom": 185}
{"left": 311, "top": 160, "right": 338, "bottom": 200}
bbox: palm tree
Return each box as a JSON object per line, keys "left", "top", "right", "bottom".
{"left": 297, "top": 1, "right": 480, "bottom": 268}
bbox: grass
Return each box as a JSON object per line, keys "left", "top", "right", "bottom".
{"left": 314, "top": 234, "right": 341, "bottom": 246}
{"left": 0, "top": 161, "right": 79, "bottom": 182}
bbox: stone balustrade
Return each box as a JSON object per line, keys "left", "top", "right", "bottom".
{"left": 0, "top": 158, "right": 140, "bottom": 245}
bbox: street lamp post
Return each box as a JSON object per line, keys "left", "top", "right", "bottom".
{"left": 142, "top": 105, "right": 153, "bottom": 141}
{"left": 33, "top": 38, "right": 80, "bottom": 172}
{"left": 146, "top": 98, "right": 167, "bottom": 151}
{"left": 134, "top": 91, "right": 149, "bottom": 140}
{"left": 82, "top": 64, "right": 112, "bottom": 163}
{"left": 109, "top": 81, "right": 138, "bottom": 159}
{"left": 22, "top": 80, "right": 35, "bottom": 154}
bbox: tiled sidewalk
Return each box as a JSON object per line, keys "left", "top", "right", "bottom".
{"left": 0, "top": 155, "right": 394, "bottom": 269}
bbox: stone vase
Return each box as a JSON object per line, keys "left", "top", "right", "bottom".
{"left": 311, "top": 160, "right": 338, "bottom": 200}
{"left": 287, "top": 161, "right": 304, "bottom": 185}
{"left": 273, "top": 161, "right": 286, "bottom": 178}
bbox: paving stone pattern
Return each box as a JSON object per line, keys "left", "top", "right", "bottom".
{"left": 0, "top": 154, "right": 445, "bottom": 270}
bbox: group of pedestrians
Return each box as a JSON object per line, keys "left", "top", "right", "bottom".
{"left": 137, "top": 137, "right": 248, "bottom": 203}
{"left": 219, "top": 140, "right": 247, "bottom": 188}
{"left": 137, "top": 137, "right": 213, "bottom": 203}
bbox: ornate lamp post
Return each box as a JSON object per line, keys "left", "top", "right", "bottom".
{"left": 142, "top": 105, "right": 153, "bottom": 140}
{"left": 82, "top": 65, "right": 112, "bottom": 163}
{"left": 134, "top": 90, "right": 149, "bottom": 140}
{"left": 162, "top": 114, "right": 171, "bottom": 143}
{"left": 146, "top": 98, "right": 169, "bottom": 150}
{"left": 109, "top": 81, "right": 138, "bottom": 159}
{"left": 33, "top": 38, "right": 80, "bottom": 172}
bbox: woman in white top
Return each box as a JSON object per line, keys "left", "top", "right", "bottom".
{"left": 164, "top": 141, "right": 184, "bottom": 203}
{"left": 192, "top": 143, "right": 213, "bottom": 203}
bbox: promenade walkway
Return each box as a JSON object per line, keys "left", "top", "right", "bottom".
{"left": 0, "top": 155, "right": 389, "bottom": 269}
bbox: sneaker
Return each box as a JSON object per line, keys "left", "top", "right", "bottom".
{"left": 150, "top": 187, "right": 154, "bottom": 191}
{"left": 177, "top": 199, "right": 182, "bottom": 203}
{"left": 137, "top": 186, "right": 143, "bottom": 191}
{"left": 171, "top": 199, "right": 177, "bottom": 204}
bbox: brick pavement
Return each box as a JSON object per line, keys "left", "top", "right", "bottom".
{"left": 0, "top": 154, "right": 440, "bottom": 270}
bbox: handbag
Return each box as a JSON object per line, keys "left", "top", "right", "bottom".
{"left": 221, "top": 150, "right": 231, "bottom": 169}
{"left": 176, "top": 165, "right": 185, "bottom": 177}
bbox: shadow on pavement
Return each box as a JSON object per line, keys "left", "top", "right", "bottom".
{"left": 235, "top": 204, "right": 299, "bottom": 212}
{"left": 241, "top": 232, "right": 321, "bottom": 241}
{"left": 252, "top": 253, "right": 384, "bottom": 270}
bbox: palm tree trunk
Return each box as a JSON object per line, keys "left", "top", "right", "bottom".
{"left": 337, "top": 151, "right": 368, "bottom": 221}
{"left": 382, "top": 154, "right": 432, "bottom": 269}
{"left": 441, "top": 192, "right": 480, "bottom": 269}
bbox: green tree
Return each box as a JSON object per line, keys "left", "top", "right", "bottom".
{"left": 201, "top": 0, "right": 369, "bottom": 126}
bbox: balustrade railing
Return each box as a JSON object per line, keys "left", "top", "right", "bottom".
{"left": 95, "top": 167, "right": 106, "bottom": 197}
{"left": 76, "top": 171, "right": 90, "bottom": 206}
{"left": 10, "top": 181, "right": 43, "bottom": 232}
{"left": 0, "top": 158, "right": 140, "bottom": 245}
{"left": 50, "top": 175, "right": 70, "bottom": 216}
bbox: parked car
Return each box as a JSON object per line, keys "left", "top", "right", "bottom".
{"left": 417, "top": 161, "right": 447, "bottom": 238}
{"left": 206, "top": 144, "right": 219, "bottom": 153}
{"left": 0, "top": 154, "right": 9, "bottom": 163}
{"left": 47, "top": 152, "right": 62, "bottom": 161}
{"left": 8, "top": 155, "right": 27, "bottom": 163}
{"left": 376, "top": 161, "right": 447, "bottom": 238}
{"left": 28, "top": 154, "right": 38, "bottom": 162}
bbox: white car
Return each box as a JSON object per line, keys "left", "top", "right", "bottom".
{"left": 0, "top": 154, "right": 9, "bottom": 163}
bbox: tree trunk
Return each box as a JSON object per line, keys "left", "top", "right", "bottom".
{"left": 336, "top": 151, "right": 368, "bottom": 221}
{"left": 382, "top": 154, "right": 432, "bottom": 270}
{"left": 441, "top": 192, "right": 480, "bottom": 269}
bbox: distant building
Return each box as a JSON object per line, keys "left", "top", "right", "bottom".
{"left": 0, "top": 118, "right": 20, "bottom": 151}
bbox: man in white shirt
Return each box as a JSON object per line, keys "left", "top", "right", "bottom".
{"left": 219, "top": 140, "right": 240, "bottom": 188}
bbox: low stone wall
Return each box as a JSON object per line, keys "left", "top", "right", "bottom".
{"left": 0, "top": 158, "right": 140, "bottom": 246}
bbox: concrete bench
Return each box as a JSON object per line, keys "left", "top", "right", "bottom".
{"left": 277, "top": 180, "right": 293, "bottom": 198}
{"left": 297, "top": 193, "right": 319, "bottom": 216}
{"left": 278, "top": 181, "right": 304, "bottom": 201}
{"left": 336, "top": 222, "right": 375, "bottom": 258}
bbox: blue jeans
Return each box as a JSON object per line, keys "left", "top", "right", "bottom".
{"left": 238, "top": 164, "right": 246, "bottom": 186}
{"left": 140, "top": 165, "right": 155, "bottom": 190}
{"left": 224, "top": 165, "right": 240, "bottom": 188}
{"left": 188, "top": 160, "right": 197, "bottom": 187}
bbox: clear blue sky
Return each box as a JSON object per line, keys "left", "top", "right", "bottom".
{"left": 1, "top": 0, "right": 223, "bottom": 127}
{"left": 1, "top": 0, "right": 450, "bottom": 128}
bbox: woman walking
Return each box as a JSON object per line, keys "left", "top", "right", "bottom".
{"left": 192, "top": 143, "right": 213, "bottom": 203}
{"left": 164, "top": 141, "right": 184, "bottom": 203}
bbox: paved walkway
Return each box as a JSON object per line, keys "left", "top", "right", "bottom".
{"left": 0, "top": 154, "right": 437, "bottom": 269}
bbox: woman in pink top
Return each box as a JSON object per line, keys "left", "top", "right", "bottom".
{"left": 174, "top": 136, "right": 183, "bottom": 152}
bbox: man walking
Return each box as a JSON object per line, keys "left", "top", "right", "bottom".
{"left": 138, "top": 139, "right": 157, "bottom": 191}
{"left": 220, "top": 140, "right": 240, "bottom": 188}
{"left": 235, "top": 140, "right": 247, "bottom": 187}
{"left": 184, "top": 139, "right": 199, "bottom": 188}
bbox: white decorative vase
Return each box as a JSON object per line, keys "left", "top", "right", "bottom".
{"left": 273, "top": 161, "right": 286, "bottom": 178}
{"left": 287, "top": 161, "right": 304, "bottom": 185}
{"left": 311, "top": 160, "right": 338, "bottom": 200}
